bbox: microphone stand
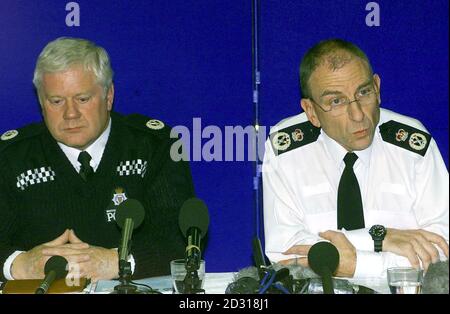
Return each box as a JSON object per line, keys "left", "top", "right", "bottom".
{"left": 182, "top": 226, "right": 205, "bottom": 294}
{"left": 112, "top": 258, "right": 161, "bottom": 294}
{"left": 112, "top": 219, "right": 158, "bottom": 294}
{"left": 111, "top": 200, "right": 159, "bottom": 294}
{"left": 112, "top": 217, "right": 140, "bottom": 294}
{"left": 113, "top": 259, "right": 139, "bottom": 294}
{"left": 183, "top": 262, "right": 205, "bottom": 294}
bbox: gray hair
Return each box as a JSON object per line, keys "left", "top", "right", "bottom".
{"left": 33, "top": 37, "right": 114, "bottom": 98}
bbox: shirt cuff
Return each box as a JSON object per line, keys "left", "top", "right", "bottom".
{"left": 129, "top": 254, "right": 136, "bottom": 274}
{"left": 354, "top": 250, "right": 384, "bottom": 278}
{"left": 113, "top": 248, "right": 135, "bottom": 274}
{"left": 354, "top": 250, "right": 413, "bottom": 278}
{"left": 342, "top": 228, "right": 373, "bottom": 251}
{"left": 3, "top": 251, "right": 25, "bottom": 280}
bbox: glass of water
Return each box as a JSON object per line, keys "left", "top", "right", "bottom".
{"left": 387, "top": 267, "right": 423, "bottom": 294}
{"left": 170, "top": 259, "right": 205, "bottom": 294}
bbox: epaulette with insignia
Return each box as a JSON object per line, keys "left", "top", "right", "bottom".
{"left": 270, "top": 121, "right": 320, "bottom": 156}
{"left": 379, "top": 120, "right": 431, "bottom": 156}
{"left": 121, "top": 113, "right": 170, "bottom": 136}
{"left": 0, "top": 122, "right": 45, "bottom": 153}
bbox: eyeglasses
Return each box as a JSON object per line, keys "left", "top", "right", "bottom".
{"left": 310, "top": 84, "right": 379, "bottom": 117}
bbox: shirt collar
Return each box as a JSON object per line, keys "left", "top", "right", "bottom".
{"left": 321, "top": 128, "right": 373, "bottom": 168}
{"left": 58, "top": 117, "right": 112, "bottom": 172}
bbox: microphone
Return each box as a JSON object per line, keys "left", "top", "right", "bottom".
{"left": 422, "top": 260, "right": 449, "bottom": 294}
{"left": 307, "top": 241, "right": 340, "bottom": 294}
{"left": 113, "top": 198, "right": 145, "bottom": 294}
{"left": 115, "top": 198, "right": 145, "bottom": 263}
{"left": 35, "top": 256, "right": 68, "bottom": 294}
{"left": 226, "top": 276, "right": 260, "bottom": 294}
{"left": 178, "top": 197, "right": 210, "bottom": 272}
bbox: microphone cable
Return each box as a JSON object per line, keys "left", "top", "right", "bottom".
{"left": 258, "top": 270, "right": 290, "bottom": 294}
{"left": 129, "top": 281, "right": 162, "bottom": 294}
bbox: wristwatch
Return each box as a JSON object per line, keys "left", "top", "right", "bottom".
{"left": 369, "top": 225, "right": 387, "bottom": 252}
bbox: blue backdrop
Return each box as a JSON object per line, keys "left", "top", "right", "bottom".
{"left": 0, "top": 0, "right": 448, "bottom": 273}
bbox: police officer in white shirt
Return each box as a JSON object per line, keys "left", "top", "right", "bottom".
{"left": 262, "top": 39, "right": 449, "bottom": 278}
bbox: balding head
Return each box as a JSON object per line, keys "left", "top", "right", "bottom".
{"left": 299, "top": 39, "right": 373, "bottom": 99}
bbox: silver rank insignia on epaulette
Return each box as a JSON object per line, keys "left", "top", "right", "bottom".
{"left": 291, "top": 128, "right": 304, "bottom": 142}
{"left": 409, "top": 132, "right": 428, "bottom": 151}
{"left": 270, "top": 121, "right": 321, "bottom": 156}
{"left": 395, "top": 129, "right": 408, "bottom": 142}
{"left": 1, "top": 129, "right": 18, "bottom": 141}
{"left": 146, "top": 119, "right": 165, "bottom": 130}
{"left": 271, "top": 132, "right": 291, "bottom": 151}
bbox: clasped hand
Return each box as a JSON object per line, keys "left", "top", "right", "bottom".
{"left": 11, "top": 229, "right": 119, "bottom": 282}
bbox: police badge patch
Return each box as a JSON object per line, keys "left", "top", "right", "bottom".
{"left": 112, "top": 187, "right": 128, "bottom": 206}
{"left": 105, "top": 187, "right": 129, "bottom": 223}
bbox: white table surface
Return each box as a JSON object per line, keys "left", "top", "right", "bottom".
{"left": 90, "top": 272, "right": 236, "bottom": 294}
{"left": 89, "top": 272, "right": 389, "bottom": 294}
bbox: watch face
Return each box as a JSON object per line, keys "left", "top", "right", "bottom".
{"left": 370, "top": 225, "right": 386, "bottom": 237}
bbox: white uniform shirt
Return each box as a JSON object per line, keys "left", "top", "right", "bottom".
{"left": 263, "top": 108, "right": 449, "bottom": 278}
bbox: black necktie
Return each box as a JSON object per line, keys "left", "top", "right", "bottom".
{"left": 78, "top": 151, "right": 93, "bottom": 181}
{"left": 337, "top": 152, "right": 365, "bottom": 230}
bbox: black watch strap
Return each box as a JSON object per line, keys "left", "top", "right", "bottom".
{"left": 374, "top": 240, "right": 382, "bottom": 252}
{"left": 369, "top": 225, "right": 386, "bottom": 253}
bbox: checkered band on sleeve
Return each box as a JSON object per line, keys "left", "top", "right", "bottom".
{"left": 116, "top": 159, "right": 148, "bottom": 178}
{"left": 16, "top": 167, "right": 56, "bottom": 191}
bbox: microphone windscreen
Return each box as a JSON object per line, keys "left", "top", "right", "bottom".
{"left": 226, "top": 277, "right": 259, "bottom": 294}
{"left": 115, "top": 199, "right": 145, "bottom": 229}
{"left": 226, "top": 266, "right": 260, "bottom": 294}
{"left": 422, "top": 260, "right": 449, "bottom": 294}
{"left": 307, "top": 241, "right": 340, "bottom": 276}
{"left": 44, "top": 255, "right": 68, "bottom": 279}
{"left": 233, "top": 266, "right": 260, "bottom": 281}
{"left": 178, "top": 197, "right": 210, "bottom": 237}
{"left": 275, "top": 268, "right": 290, "bottom": 282}
{"left": 272, "top": 262, "right": 319, "bottom": 279}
